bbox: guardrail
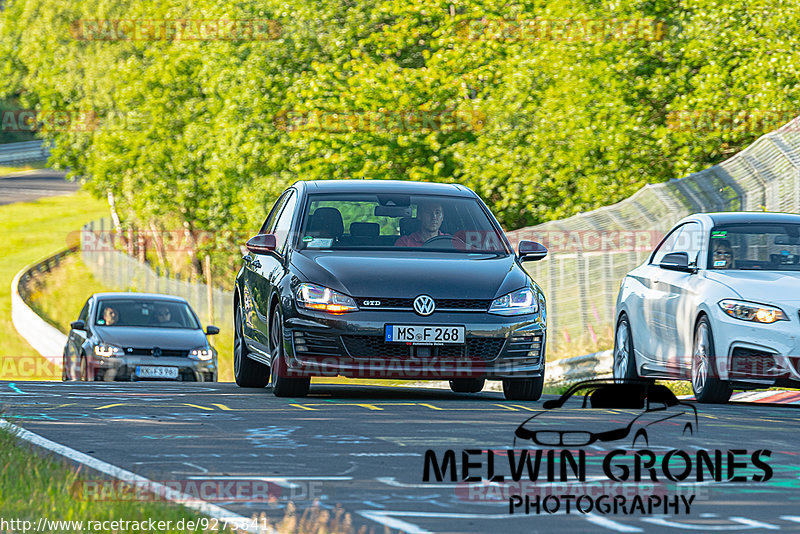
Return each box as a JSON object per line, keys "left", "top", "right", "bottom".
{"left": 506, "top": 117, "right": 800, "bottom": 358}
{"left": 545, "top": 350, "right": 613, "bottom": 387}
{"left": 10, "top": 247, "right": 77, "bottom": 366}
{"left": 0, "top": 140, "right": 50, "bottom": 165}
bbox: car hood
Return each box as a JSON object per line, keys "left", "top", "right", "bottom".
{"left": 292, "top": 250, "right": 529, "bottom": 299}
{"left": 704, "top": 271, "right": 800, "bottom": 304}
{"left": 95, "top": 326, "right": 207, "bottom": 349}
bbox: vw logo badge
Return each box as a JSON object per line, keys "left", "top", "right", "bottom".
{"left": 413, "top": 295, "right": 436, "bottom": 316}
{"left": 152, "top": 347, "right": 162, "bottom": 357}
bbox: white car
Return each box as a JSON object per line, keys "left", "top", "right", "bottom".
{"left": 614, "top": 212, "right": 800, "bottom": 403}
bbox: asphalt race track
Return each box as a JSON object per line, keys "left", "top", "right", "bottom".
{"left": 0, "top": 169, "right": 76, "bottom": 205}
{"left": 2, "top": 381, "right": 800, "bottom": 533}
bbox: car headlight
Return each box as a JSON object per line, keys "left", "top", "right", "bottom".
{"left": 189, "top": 347, "right": 214, "bottom": 361}
{"left": 718, "top": 300, "right": 788, "bottom": 324}
{"left": 296, "top": 283, "right": 359, "bottom": 313}
{"left": 488, "top": 287, "right": 538, "bottom": 316}
{"left": 94, "top": 344, "right": 123, "bottom": 357}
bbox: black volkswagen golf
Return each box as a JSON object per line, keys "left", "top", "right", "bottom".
{"left": 234, "top": 180, "right": 548, "bottom": 399}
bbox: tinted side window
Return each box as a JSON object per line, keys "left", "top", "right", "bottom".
{"left": 258, "top": 191, "right": 291, "bottom": 234}
{"left": 78, "top": 301, "right": 89, "bottom": 322}
{"left": 650, "top": 224, "right": 685, "bottom": 265}
{"left": 669, "top": 222, "right": 703, "bottom": 265}
{"left": 273, "top": 192, "right": 298, "bottom": 252}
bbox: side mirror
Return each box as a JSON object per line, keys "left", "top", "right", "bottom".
{"left": 660, "top": 252, "right": 694, "bottom": 272}
{"left": 246, "top": 234, "right": 277, "bottom": 255}
{"left": 518, "top": 240, "right": 548, "bottom": 262}
{"left": 205, "top": 325, "right": 220, "bottom": 336}
{"left": 70, "top": 320, "right": 86, "bottom": 331}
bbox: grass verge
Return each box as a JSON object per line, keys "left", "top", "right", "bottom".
{"left": 0, "top": 424, "right": 227, "bottom": 533}
{"left": 0, "top": 160, "right": 47, "bottom": 176}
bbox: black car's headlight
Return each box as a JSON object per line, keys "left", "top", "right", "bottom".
{"left": 189, "top": 347, "right": 214, "bottom": 361}
{"left": 718, "top": 299, "right": 788, "bottom": 324}
{"left": 94, "top": 344, "right": 123, "bottom": 358}
{"left": 488, "top": 287, "right": 538, "bottom": 316}
{"left": 297, "top": 283, "right": 359, "bottom": 313}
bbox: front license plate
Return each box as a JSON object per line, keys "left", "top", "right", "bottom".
{"left": 135, "top": 366, "right": 179, "bottom": 379}
{"left": 385, "top": 325, "right": 465, "bottom": 345}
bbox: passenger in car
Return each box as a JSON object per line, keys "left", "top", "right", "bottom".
{"left": 394, "top": 200, "right": 448, "bottom": 247}
{"left": 712, "top": 239, "right": 734, "bottom": 269}
{"left": 102, "top": 306, "right": 120, "bottom": 326}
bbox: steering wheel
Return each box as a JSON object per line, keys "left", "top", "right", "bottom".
{"left": 422, "top": 234, "right": 467, "bottom": 249}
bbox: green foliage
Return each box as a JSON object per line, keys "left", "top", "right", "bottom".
{"left": 1, "top": 0, "right": 798, "bottom": 275}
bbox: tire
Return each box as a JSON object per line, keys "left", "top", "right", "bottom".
{"left": 613, "top": 314, "right": 653, "bottom": 384}
{"left": 449, "top": 378, "right": 485, "bottom": 393}
{"left": 233, "top": 305, "right": 270, "bottom": 388}
{"left": 502, "top": 373, "right": 544, "bottom": 401}
{"left": 62, "top": 350, "right": 69, "bottom": 381}
{"left": 691, "top": 316, "right": 732, "bottom": 404}
{"left": 270, "top": 308, "right": 310, "bottom": 398}
{"left": 79, "top": 354, "right": 94, "bottom": 381}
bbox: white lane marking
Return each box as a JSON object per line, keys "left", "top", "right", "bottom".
{"left": 584, "top": 514, "right": 644, "bottom": 532}
{"left": 641, "top": 516, "right": 779, "bottom": 530}
{"left": 182, "top": 462, "right": 209, "bottom": 473}
{"left": 357, "top": 511, "right": 515, "bottom": 534}
{"left": 0, "top": 419, "right": 270, "bottom": 533}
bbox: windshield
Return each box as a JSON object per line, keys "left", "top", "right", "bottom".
{"left": 95, "top": 299, "right": 201, "bottom": 329}
{"left": 298, "top": 193, "right": 510, "bottom": 254}
{"left": 708, "top": 224, "right": 800, "bottom": 271}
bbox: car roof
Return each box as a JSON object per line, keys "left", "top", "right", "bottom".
{"left": 92, "top": 292, "right": 189, "bottom": 303}
{"left": 705, "top": 211, "right": 800, "bottom": 225}
{"left": 296, "top": 180, "right": 477, "bottom": 197}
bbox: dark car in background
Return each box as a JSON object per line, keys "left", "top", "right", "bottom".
{"left": 233, "top": 180, "right": 549, "bottom": 399}
{"left": 63, "top": 293, "right": 219, "bottom": 382}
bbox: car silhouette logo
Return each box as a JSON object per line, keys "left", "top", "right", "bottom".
{"left": 513, "top": 379, "right": 698, "bottom": 448}
{"left": 413, "top": 295, "right": 436, "bottom": 316}
{"left": 152, "top": 347, "right": 162, "bottom": 357}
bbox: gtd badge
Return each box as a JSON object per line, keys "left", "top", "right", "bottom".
{"left": 413, "top": 295, "right": 435, "bottom": 316}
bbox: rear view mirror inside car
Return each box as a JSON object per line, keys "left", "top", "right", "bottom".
{"left": 374, "top": 205, "right": 413, "bottom": 217}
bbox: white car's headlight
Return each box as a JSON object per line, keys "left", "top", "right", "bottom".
{"left": 489, "top": 287, "right": 538, "bottom": 316}
{"left": 297, "top": 283, "right": 359, "bottom": 313}
{"left": 718, "top": 300, "right": 788, "bottom": 324}
{"left": 189, "top": 347, "right": 214, "bottom": 361}
{"left": 94, "top": 344, "right": 123, "bottom": 357}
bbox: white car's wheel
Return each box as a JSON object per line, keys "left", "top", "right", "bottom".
{"left": 691, "top": 316, "right": 732, "bottom": 403}
{"left": 613, "top": 315, "right": 652, "bottom": 383}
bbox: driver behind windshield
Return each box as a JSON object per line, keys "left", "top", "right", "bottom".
{"left": 394, "top": 200, "right": 449, "bottom": 247}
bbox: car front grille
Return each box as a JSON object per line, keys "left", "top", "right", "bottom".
{"left": 123, "top": 347, "right": 188, "bottom": 357}
{"left": 341, "top": 335, "right": 505, "bottom": 361}
{"left": 355, "top": 297, "right": 491, "bottom": 312}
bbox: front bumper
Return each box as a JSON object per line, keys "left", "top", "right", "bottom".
{"left": 710, "top": 307, "right": 800, "bottom": 383}
{"left": 89, "top": 355, "right": 217, "bottom": 382}
{"left": 281, "top": 308, "right": 546, "bottom": 380}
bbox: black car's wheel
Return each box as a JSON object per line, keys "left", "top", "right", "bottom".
{"left": 449, "top": 378, "right": 485, "bottom": 393}
{"left": 502, "top": 373, "right": 544, "bottom": 401}
{"left": 62, "top": 350, "right": 69, "bottom": 381}
{"left": 233, "top": 306, "right": 270, "bottom": 388}
{"left": 79, "top": 354, "right": 94, "bottom": 381}
{"left": 691, "top": 316, "right": 732, "bottom": 404}
{"left": 613, "top": 314, "right": 653, "bottom": 384}
{"left": 270, "top": 308, "right": 310, "bottom": 398}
